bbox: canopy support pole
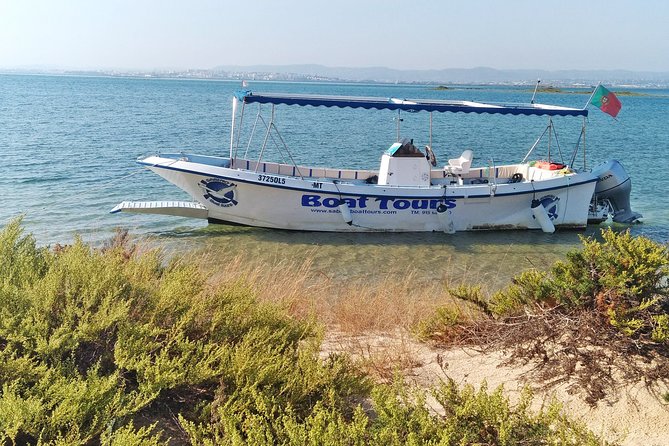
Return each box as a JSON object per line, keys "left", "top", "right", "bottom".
{"left": 233, "top": 101, "right": 246, "bottom": 162}
{"left": 229, "top": 96, "right": 238, "bottom": 164}
{"left": 567, "top": 117, "right": 588, "bottom": 170}
{"left": 522, "top": 122, "right": 551, "bottom": 163}
{"left": 429, "top": 112, "right": 433, "bottom": 148}
{"left": 582, "top": 116, "right": 587, "bottom": 169}
{"left": 395, "top": 110, "right": 402, "bottom": 141}
{"left": 547, "top": 118, "right": 552, "bottom": 163}
{"left": 254, "top": 104, "right": 304, "bottom": 179}
{"left": 569, "top": 125, "right": 583, "bottom": 168}
{"left": 244, "top": 104, "right": 262, "bottom": 159}
{"left": 551, "top": 119, "right": 565, "bottom": 164}
{"left": 256, "top": 105, "right": 274, "bottom": 171}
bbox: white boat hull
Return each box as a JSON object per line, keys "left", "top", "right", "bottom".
{"left": 139, "top": 155, "right": 598, "bottom": 232}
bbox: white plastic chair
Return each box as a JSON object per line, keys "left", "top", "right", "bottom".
{"left": 445, "top": 149, "right": 474, "bottom": 175}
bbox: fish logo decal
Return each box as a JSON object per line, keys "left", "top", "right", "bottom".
{"left": 199, "top": 178, "right": 238, "bottom": 207}
{"left": 538, "top": 195, "right": 560, "bottom": 220}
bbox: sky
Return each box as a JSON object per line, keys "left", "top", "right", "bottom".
{"left": 1, "top": 0, "right": 668, "bottom": 72}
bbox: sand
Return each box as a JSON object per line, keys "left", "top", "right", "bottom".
{"left": 322, "top": 331, "right": 669, "bottom": 446}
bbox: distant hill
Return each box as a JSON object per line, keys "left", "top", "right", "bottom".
{"left": 4, "top": 64, "right": 668, "bottom": 87}
{"left": 212, "top": 64, "right": 669, "bottom": 86}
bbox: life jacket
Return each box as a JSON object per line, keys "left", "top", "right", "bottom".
{"left": 535, "top": 161, "right": 566, "bottom": 170}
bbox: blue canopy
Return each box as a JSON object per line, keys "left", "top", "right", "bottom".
{"left": 235, "top": 90, "right": 588, "bottom": 117}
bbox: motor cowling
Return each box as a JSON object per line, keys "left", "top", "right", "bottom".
{"left": 591, "top": 160, "right": 642, "bottom": 223}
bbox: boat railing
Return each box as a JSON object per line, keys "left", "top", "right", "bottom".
{"left": 232, "top": 157, "right": 378, "bottom": 181}
{"left": 488, "top": 158, "right": 496, "bottom": 185}
{"left": 231, "top": 157, "right": 544, "bottom": 184}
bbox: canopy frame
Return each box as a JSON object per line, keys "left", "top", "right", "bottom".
{"left": 229, "top": 91, "right": 590, "bottom": 171}
{"left": 235, "top": 90, "right": 589, "bottom": 117}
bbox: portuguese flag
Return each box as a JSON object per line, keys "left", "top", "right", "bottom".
{"left": 590, "top": 85, "right": 622, "bottom": 117}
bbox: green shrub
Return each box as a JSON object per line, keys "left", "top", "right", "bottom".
{"left": 651, "top": 314, "right": 669, "bottom": 342}
{"left": 180, "top": 377, "right": 606, "bottom": 446}
{"left": 100, "top": 422, "right": 168, "bottom": 446}
{"left": 427, "top": 379, "right": 603, "bottom": 446}
{"left": 0, "top": 217, "right": 49, "bottom": 290}
{"left": 0, "top": 218, "right": 367, "bottom": 444}
{"left": 489, "top": 269, "right": 553, "bottom": 315}
{"left": 413, "top": 285, "right": 487, "bottom": 341}
{"left": 550, "top": 229, "right": 668, "bottom": 311}
{"left": 414, "top": 306, "right": 465, "bottom": 342}
{"left": 0, "top": 219, "right": 609, "bottom": 444}
{"left": 486, "top": 228, "right": 669, "bottom": 341}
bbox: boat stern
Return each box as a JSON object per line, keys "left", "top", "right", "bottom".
{"left": 591, "top": 160, "right": 642, "bottom": 224}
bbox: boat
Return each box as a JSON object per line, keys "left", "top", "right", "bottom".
{"left": 112, "top": 90, "right": 641, "bottom": 233}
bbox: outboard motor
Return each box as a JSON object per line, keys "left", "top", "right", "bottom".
{"left": 591, "top": 160, "right": 642, "bottom": 223}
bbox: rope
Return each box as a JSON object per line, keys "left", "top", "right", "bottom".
{"left": 86, "top": 168, "right": 145, "bottom": 194}
{"left": 86, "top": 158, "right": 179, "bottom": 194}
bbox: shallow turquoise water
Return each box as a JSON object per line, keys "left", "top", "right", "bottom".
{"left": 1, "top": 74, "right": 666, "bottom": 285}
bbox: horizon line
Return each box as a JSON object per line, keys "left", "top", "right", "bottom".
{"left": 2, "top": 64, "right": 669, "bottom": 75}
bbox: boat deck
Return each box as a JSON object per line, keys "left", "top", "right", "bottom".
{"left": 229, "top": 157, "right": 567, "bottom": 185}
{"left": 156, "top": 153, "right": 569, "bottom": 186}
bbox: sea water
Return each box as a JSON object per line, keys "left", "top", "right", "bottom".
{"left": 1, "top": 74, "right": 667, "bottom": 288}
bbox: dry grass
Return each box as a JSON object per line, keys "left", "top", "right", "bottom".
{"left": 191, "top": 250, "right": 669, "bottom": 405}
{"left": 182, "top": 251, "right": 474, "bottom": 381}
{"left": 327, "top": 272, "right": 447, "bottom": 333}
{"left": 193, "top": 252, "right": 463, "bottom": 334}
{"left": 134, "top": 234, "right": 669, "bottom": 445}
{"left": 321, "top": 330, "right": 427, "bottom": 383}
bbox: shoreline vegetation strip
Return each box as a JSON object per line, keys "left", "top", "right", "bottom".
{"left": 2, "top": 218, "right": 667, "bottom": 444}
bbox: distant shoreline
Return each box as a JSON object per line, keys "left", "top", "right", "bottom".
{"left": 2, "top": 67, "right": 668, "bottom": 89}
{"left": 525, "top": 86, "right": 650, "bottom": 96}
{"left": 2, "top": 70, "right": 668, "bottom": 91}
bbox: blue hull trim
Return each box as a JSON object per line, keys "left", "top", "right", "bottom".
{"left": 140, "top": 160, "right": 598, "bottom": 200}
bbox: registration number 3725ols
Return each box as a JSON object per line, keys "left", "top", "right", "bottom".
{"left": 257, "top": 174, "right": 286, "bottom": 184}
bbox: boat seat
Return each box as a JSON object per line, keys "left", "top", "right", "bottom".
{"left": 444, "top": 149, "right": 474, "bottom": 175}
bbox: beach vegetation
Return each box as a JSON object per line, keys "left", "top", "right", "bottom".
{"left": 428, "top": 228, "right": 669, "bottom": 342}
{"left": 0, "top": 218, "right": 610, "bottom": 444}
{"left": 490, "top": 228, "right": 669, "bottom": 338}
{"left": 420, "top": 228, "right": 669, "bottom": 405}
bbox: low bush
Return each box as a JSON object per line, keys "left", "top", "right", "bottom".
{"left": 432, "top": 229, "right": 669, "bottom": 343}
{"left": 180, "top": 377, "right": 604, "bottom": 446}
{"left": 0, "top": 219, "right": 367, "bottom": 444}
{"left": 0, "top": 218, "right": 608, "bottom": 444}
{"left": 419, "top": 228, "right": 669, "bottom": 405}
{"left": 489, "top": 228, "right": 669, "bottom": 341}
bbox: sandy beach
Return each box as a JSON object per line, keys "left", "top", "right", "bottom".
{"left": 322, "top": 330, "right": 669, "bottom": 446}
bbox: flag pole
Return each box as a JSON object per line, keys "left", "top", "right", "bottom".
{"left": 583, "top": 82, "right": 601, "bottom": 109}
{"left": 530, "top": 79, "right": 541, "bottom": 104}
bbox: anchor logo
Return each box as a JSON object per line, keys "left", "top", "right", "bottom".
{"left": 198, "top": 178, "right": 238, "bottom": 207}
{"left": 538, "top": 195, "right": 560, "bottom": 220}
